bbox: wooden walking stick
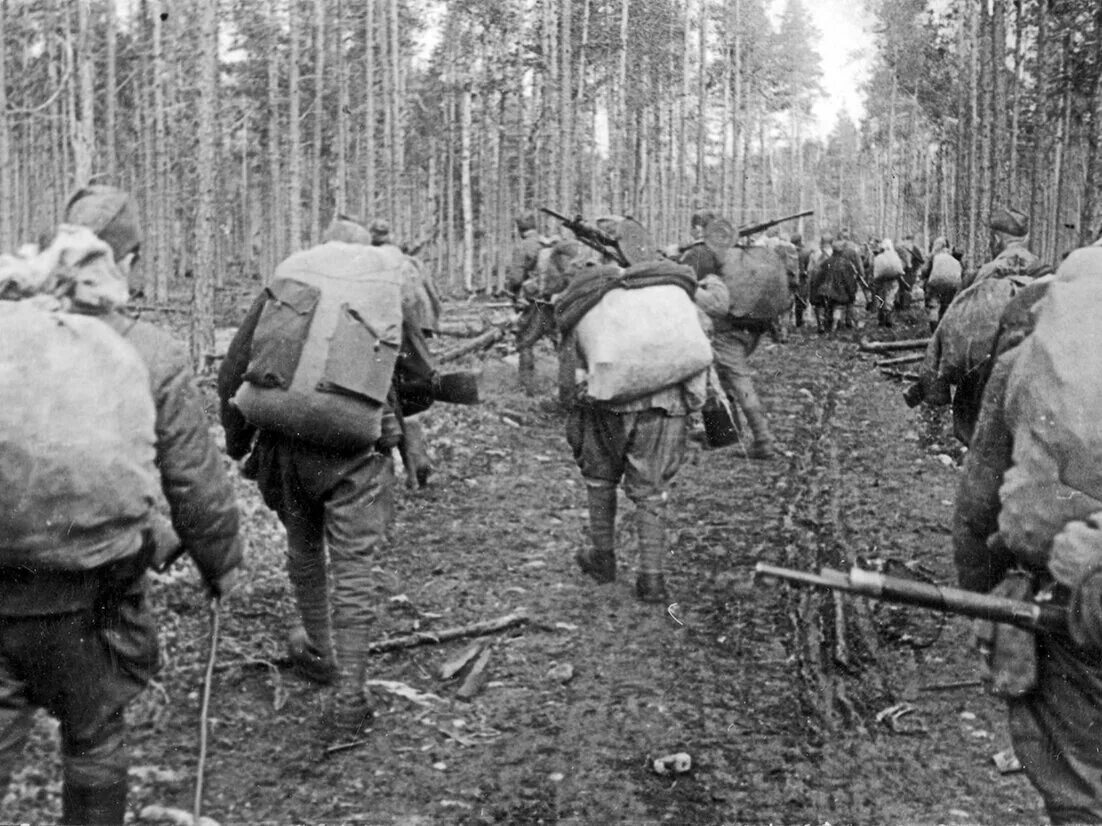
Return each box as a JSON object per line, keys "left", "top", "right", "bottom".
{"left": 194, "top": 597, "right": 221, "bottom": 825}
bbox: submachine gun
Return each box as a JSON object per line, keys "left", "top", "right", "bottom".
{"left": 700, "top": 209, "right": 816, "bottom": 255}
{"left": 539, "top": 207, "right": 654, "bottom": 267}
{"left": 754, "top": 562, "right": 1067, "bottom": 635}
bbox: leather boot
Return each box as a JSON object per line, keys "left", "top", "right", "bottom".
{"left": 576, "top": 484, "right": 616, "bottom": 583}
{"left": 288, "top": 625, "right": 339, "bottom": 685}
{"left": 731, "top": 376, "right": 776, "bottom": 459}
{"left": 61, "top": 778, "right": 128, "bottom": 826}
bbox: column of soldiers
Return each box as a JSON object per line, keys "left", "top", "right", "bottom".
{"left": 7, "top": 181, "right": 1102, "bottom": 826}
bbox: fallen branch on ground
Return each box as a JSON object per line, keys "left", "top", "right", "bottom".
{"left": 879, "top": 368, "right": 920, "bottom": 381}
{"left": 859, "top": 336, "right": 930, "bottom": 353}
{"left": 365, "top": 610, "right": 529, "bottom": 654}
{"left": 876, "top": 353, "right": 925, "bottom": 367}
{"left": 437, "top": 326, "right": 506, "bottom": 364}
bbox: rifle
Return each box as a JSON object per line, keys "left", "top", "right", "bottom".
{"left": 753, "top": 562, "right": 1067, "bottom": 635}
{"left": 702, "top": 210, "right": 815, "bottom": 258}
{"left": 735, "top": 210, "right": 815, "bottom": 241}
{"left": 539, "top": 207, "right": 630, "bottom": 267}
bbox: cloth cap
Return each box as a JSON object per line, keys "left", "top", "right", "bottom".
{"left": 63, "top": 185, "right": 141, "bottom": 263}
{"left": 790, "top": 233, "right": 802, "bottom": 246}
{"left": 990, "top": 206, "right": 1028, "bottom": 237}
{"left": 369, "top": 218, "right": 391, "bottom": 237}
{"left": 515, "top": 213, "right": 536, "bottom": 232}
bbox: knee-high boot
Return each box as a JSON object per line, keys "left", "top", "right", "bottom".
{"left": 576, "top": 482, "right": 616, "bottom": 583}
{"left": 731, "top": 375, "right": 776, "bottom": 459}
{"left": 635, "top": 505, "right": 670, "bottom": 603}
{"left": 285, "top": 527, "right": 339, "bottom": 685}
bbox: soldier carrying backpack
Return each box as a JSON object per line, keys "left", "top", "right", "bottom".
{"left": 0, "top": 187, "right": 242, "bottom": 826}
{"left": 217, "top": 215, "right": 473, "bottom": 739}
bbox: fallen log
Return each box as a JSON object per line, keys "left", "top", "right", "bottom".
{"left": 365, "top": 610, "right": 529, "bottom": 655}
{"left": 437, "top": 325, "right": 506, "bottom": 364}
{"left": 876, "top": 352, "right": 925, "bottom": 368}
{"left": 859, "top": 336, "right": 930, "bottom": 353}
{"left": 880, "top": 368, "right": 920, "bottom": 381}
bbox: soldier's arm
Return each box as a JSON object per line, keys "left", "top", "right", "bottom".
{"left": 217, "top": 293, "right": 265, "bottom": 460}
{"left": 953, "top": 352, "right": 1018, "bottom": 593}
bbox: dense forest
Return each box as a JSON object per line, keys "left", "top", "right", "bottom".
{"left": 1, "top": 0, "right": 1100, "bottom": 361}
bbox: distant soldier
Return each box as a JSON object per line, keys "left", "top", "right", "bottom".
{"left": 810, "top": 238, "right": 860, "bottom": 335}
{"left": 837, "top": 228, "right": 869, "bottom": 327}
{"left": 919, "top": 236, "right": 962, "bottom": 332}
{"left": 908, "top": 216, "right": 1051, "bottom": 444}
{"left": 505, "top": 212, "right": 555, "bottom": 394}
{"left": 896, "top": 233, "right": 925, "bottom": 311}
{"left": 791, "top": 232, "right": 812, "bottom": 328}
{"left": 677, "top": 210, "right": 722, "bottom": 280}
{"left": 682, "top": 210, "right": 779, "bottom": 458}
{"left": 962, "top": 206, "right": 1039, "bottom": 292}
{"left": 872, "top": 238, "right": 906, "bottom": 328}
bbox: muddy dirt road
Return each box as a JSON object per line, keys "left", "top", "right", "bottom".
{"left": 5, "top": 303, "right": 1048, "bottom": 825}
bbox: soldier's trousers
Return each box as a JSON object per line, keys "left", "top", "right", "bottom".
{"left": 925, "top": 281, "right": 959, "bottom": 326}
{"left": 711, "top": 327, "right": 775, "bottom": 446}
{"left": 255, "top": 437, "right": 396, "bottom": 679}
{"left": 1008, "top": 635, "right": 1102, "bottom": 823}
{"left": 0, "top": 586, "right": 158, "bottom": 801}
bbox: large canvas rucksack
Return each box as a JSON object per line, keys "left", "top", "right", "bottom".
{"left": 721, "top": 245, "right": 791, "bottom": 321}
{"left": 573, "top": 261, "right": 713, "bottom": 403}
{"left": 997, "top": 245, "right": 1102, "bottom": 562}
{"left": 0, "top": 300, "right": 159, "bottom": 569}
{"left": 233, "top": 241, "right": 406, "bottom": 451}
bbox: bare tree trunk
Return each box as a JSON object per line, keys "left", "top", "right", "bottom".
{"left": 104, "top": 0, "right": 118, "bottom": 182}
{"left": 364, "top": 0, "right": 376, "bottom": 216}
{"left": 1079, "top": 0, "right": 1102, "bottom": 246}
{"left": 459, "top": 84, "right": 474, "bottom": 292}
{"left": 266, "top": 0, "right": 283, "bottom": 274}
{"left": 310, "top": 0, "right": 325, "bottom": 242}
{"left": 289, "top": 0, "right": 303, "bottom": 250}
{"left": 1028, "top": 0, "right": 1047, "bottom": 247}
{"left": 1008, "top": 0, "right": 1023, "bottom": 202}
{"left": 151, "top": 0, "right": 170, "bottom": 299}
{"left": 191, "top": 0, "right": 218, "bottom": 367}
{"left": 335, "top": 0, "right": 348, "bottom": 215}
{"left": 0, "top": 0, "right": 11, "bottom": 249}
{"left": 990, "top": 0, "right": 1006, "bottom": 210}
{"left": 696, "top": 0, "right": 707, "bottom": 192}
{"left": 1050, "top": 45, "right": 1070, "bottom": 263}
{"left": 559, "top": 0, "right": 573, "bottom": 211}
{"left": 966, "top": 0, "right": 980, "bottom": 270}
{"left": 616, "top": 0, "right": 629, "bottom": 212}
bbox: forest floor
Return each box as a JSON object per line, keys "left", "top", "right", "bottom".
{"left": 4, "top": 289, "right": 1051, "bottom": 826}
